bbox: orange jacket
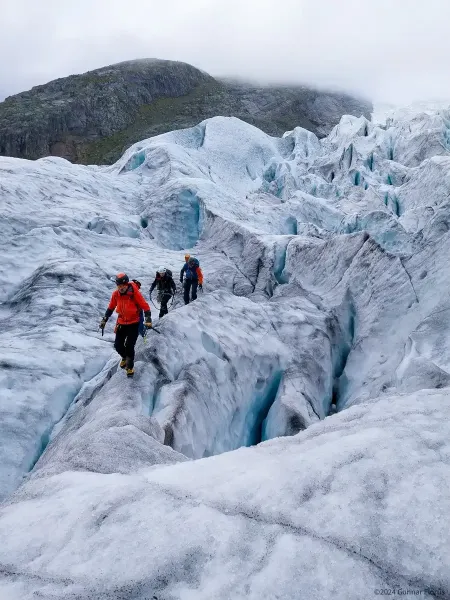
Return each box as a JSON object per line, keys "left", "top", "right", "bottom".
{"left": 107, "top": 282, "right": 150, "bottom": 325}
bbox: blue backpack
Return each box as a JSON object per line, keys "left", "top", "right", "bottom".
{"left": 138, "top": 310, "right": 146, "bottom": 338}
{"left": 188, "top": 257, "right": 199, "bottom": 268}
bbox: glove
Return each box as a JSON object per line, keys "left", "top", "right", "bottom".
{"left": 144, "top": 320, "right": 152, "bottom": 329}
{"left": 199, "top": 284, "right": 203, "bottom": 290}
{"left": 99, "top": 317, "right": 107, "bottom": 329}
{"left": 180, "top": 278, "right": 183, "bottom": 284}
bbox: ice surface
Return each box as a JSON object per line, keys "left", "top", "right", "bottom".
{"left": 1, "top": 391, "right": 449, "bottom": 599}
{"left": 1, "top": 108, "right": 450, "bottom": 597}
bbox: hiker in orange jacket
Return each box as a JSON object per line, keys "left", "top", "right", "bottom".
{"left": 99, "top": 273, "right": 152, "bottom": 377}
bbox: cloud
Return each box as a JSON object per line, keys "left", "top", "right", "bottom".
{"left": 0, "top": 0, "right": 449, "bottom": 104}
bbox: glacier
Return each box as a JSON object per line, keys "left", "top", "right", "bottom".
{"left": 1, "top": 107, "right": 450, "bottom": 598}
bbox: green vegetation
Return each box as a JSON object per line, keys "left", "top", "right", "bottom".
{"left": 79, "top": 81, "right": 225, "bottom": 165}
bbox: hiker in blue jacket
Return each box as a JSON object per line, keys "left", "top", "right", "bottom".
{"left": 180, "top": 254, "right": 203, "bottom": 305}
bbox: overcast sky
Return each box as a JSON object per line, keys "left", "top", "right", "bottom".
{"left": 1, "top": 0, "right": 449, "bottom": 105}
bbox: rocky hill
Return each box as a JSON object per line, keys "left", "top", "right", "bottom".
{"left": 0, "top": 58, "right": 372, "bottom": 165}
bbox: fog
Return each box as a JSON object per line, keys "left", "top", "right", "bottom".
{"left": 1, "top": 0, "right": 449, "bottom": 104}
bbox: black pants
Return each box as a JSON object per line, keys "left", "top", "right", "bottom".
{"left": 114, "top": 323, "right": 139, "bottom": 368}
{"left": 183, "top": 279, "right": 198, "bottom": 305}
{"left": 159, "top": 292, "right": 172, "bottom": 318}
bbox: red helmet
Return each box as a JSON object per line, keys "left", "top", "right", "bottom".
{"left": 115, "top": 273, "right": 129, "bottom": 285}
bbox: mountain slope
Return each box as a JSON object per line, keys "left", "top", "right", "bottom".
{"left": 0, "top": 58, "right": 372, "bottom": 164}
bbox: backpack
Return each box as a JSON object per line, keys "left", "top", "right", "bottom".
{"left": 128, "top": 281, "right": 140, "bottom": 296}
{"left": 138, "top": 308, "right": 145, "bottom": 337}
{"left": 188, "top": 258, "right": 199, "bottom": 268}
{"left": 130, "top": 284, "right": 146, "bottom": 337}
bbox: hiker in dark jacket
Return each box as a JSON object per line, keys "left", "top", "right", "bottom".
{"left": 150, "top": 267, "right": 176, "bottom": 318}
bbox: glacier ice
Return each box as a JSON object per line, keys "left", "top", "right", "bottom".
{"left": 1, "top": 108, "right": 450, "bottom": 597}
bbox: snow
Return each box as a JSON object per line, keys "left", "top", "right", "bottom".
{"left": 1, "top": 107, "right": 450, "bottom": 597}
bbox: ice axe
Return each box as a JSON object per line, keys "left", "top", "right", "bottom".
{"left": 143, "top": 323, "right": 161, "bottom": 336}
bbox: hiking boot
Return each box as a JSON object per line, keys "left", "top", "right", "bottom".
{"left": 126, "top": 367, "right": 135, "bottom": 378}
{"left": 119, "top": 359, "right": 127, "bottom": 369}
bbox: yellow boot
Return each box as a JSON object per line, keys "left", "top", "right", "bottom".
{"left": 126, "top": 357, "right": 134, "bottom": 377}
